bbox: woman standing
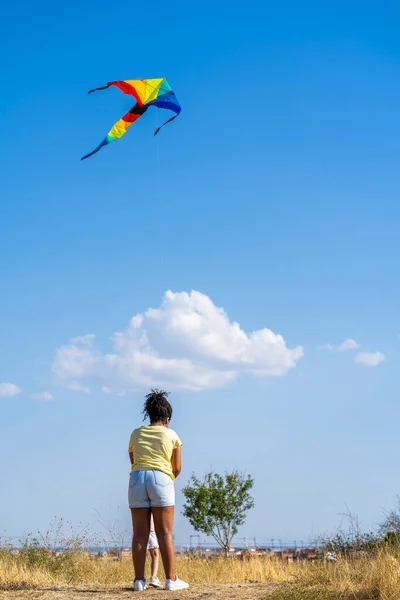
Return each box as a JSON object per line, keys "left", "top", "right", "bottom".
{"left": 128, "top": 389, "right": 189, "bottom": 592}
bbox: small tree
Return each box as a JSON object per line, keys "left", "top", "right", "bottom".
{"left": 316, "top": 507, "right": 379, "bottom": 557}
{"left": 182, "top": 471, "right": 255, "bottom": 556}
{"left": 380, "top": 496, "right": 400, "bottom": 536}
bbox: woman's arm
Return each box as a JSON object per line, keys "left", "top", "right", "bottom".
{"left": 171, "top": 446, "right": 182, "bottom": 479}
{"left": 129, "top": 451, "right": 134, "bottom": 466}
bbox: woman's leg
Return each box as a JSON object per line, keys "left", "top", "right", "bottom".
{"left": 130, "top": 508, "right": 151, "bottom": 581}
{"left": 151, "top": 506, "right": 176, "bottom": 581}
{"left": 149, "top": 547, "right": 159, "bottom": 578}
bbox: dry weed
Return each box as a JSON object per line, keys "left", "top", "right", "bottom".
{"left": 2, "top": 549, "right": 400, "bottom": 599}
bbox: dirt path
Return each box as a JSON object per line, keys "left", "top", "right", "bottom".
{"left": 0, "top": 583, "right": 279, "bottom": 600}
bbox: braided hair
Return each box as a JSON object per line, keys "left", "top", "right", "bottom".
{"left": 143, "top": 389, "right": 173, "bottom": 424}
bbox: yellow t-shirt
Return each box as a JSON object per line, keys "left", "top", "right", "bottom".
{"left": 128, "top": 425, "right": 182, "bottom": 480}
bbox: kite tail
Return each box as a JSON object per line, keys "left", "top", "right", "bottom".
{"left": 88, "top": 85, "right": 109, "bottom": 95}
{"left": 154, "top": 115, "right": 178, "bottom": 136}
{"left": 81, "top": 138, "right": 109, "bottom": 160}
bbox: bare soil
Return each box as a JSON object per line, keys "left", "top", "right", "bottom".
{"left": 0, "top": 583, "right": 279, "bottom": 600}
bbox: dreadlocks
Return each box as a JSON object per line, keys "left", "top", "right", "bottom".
{"left": 143, "top": 389, "right": 173, "bottom": 424}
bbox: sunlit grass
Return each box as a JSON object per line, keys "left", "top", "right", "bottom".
{"left": 3, "top": 549, "right": 400, "bottom": 599}
{"left": 0, "top": 550, "right": 292, "bottom": 589}
{"left": 2, "top": 519, "right": 400, "bottom": 600}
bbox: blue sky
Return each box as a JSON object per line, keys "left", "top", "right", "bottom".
{"left": 1, "top": 0, "right": 400, "bottom": 547}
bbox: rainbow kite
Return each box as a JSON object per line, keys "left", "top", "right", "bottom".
{"left": 81, "top": 78, "right": 181, "bottom": 160}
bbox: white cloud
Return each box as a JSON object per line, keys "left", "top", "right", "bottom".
{"left": 65, "top": 381, "right": 91, "bottom": 393}
{"left": 70, "top": 334, "right": 96, "bottom": 346}
{"left": 102, "top": 386, "right": 125, "bottom": 396}
{"left": 52, "top": 290, "right": 304, "bottom": 393}
{"left": 354, "top": 352, "right": 385, "bottom": 367}
{"left": 317, "top": 343, "right": 334, "bottom": 351}
{"left": 32, "top": 392, "right": 54, "bottom": 401}
{"left": 337, "top": 338, "right": 360, "bottom": 352}
{"left": 318, "top": 338, "right": 360, "bottom": 352}
{"left": 0, "top": 383, "right": 21, "bottom": 397}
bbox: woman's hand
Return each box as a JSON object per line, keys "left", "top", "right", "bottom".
{"left": 171, "top": 447, "right": 182, "bottom": 478}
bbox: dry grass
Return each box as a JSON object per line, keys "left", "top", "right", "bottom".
{"left": 275, "top": 549, "right": 400, "bottom": 599}
{"left": 0, "top": 551, "right": 290, "bottom": 589}
{"left": 2, "top": 549, "right": 400, "bottom": 599}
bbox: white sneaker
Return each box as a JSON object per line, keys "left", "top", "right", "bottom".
{"left": 149, "top": 576, "right": 162, "bottom": 588}
{"left": 133, "top": 579, "right": 146, "bottom": 591}
{"left": 165, "top": 577, "right": 189, "bottom": 591}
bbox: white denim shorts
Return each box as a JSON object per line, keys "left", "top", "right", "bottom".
{"left": 128, "top": 469, "right": 175, "bottom": 508}
{"left": 148, "top": 531, "right": 159, "bottom": 550}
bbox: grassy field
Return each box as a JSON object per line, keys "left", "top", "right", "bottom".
{"left": 2, "top": 547, "right": 400, "bottom": 600}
